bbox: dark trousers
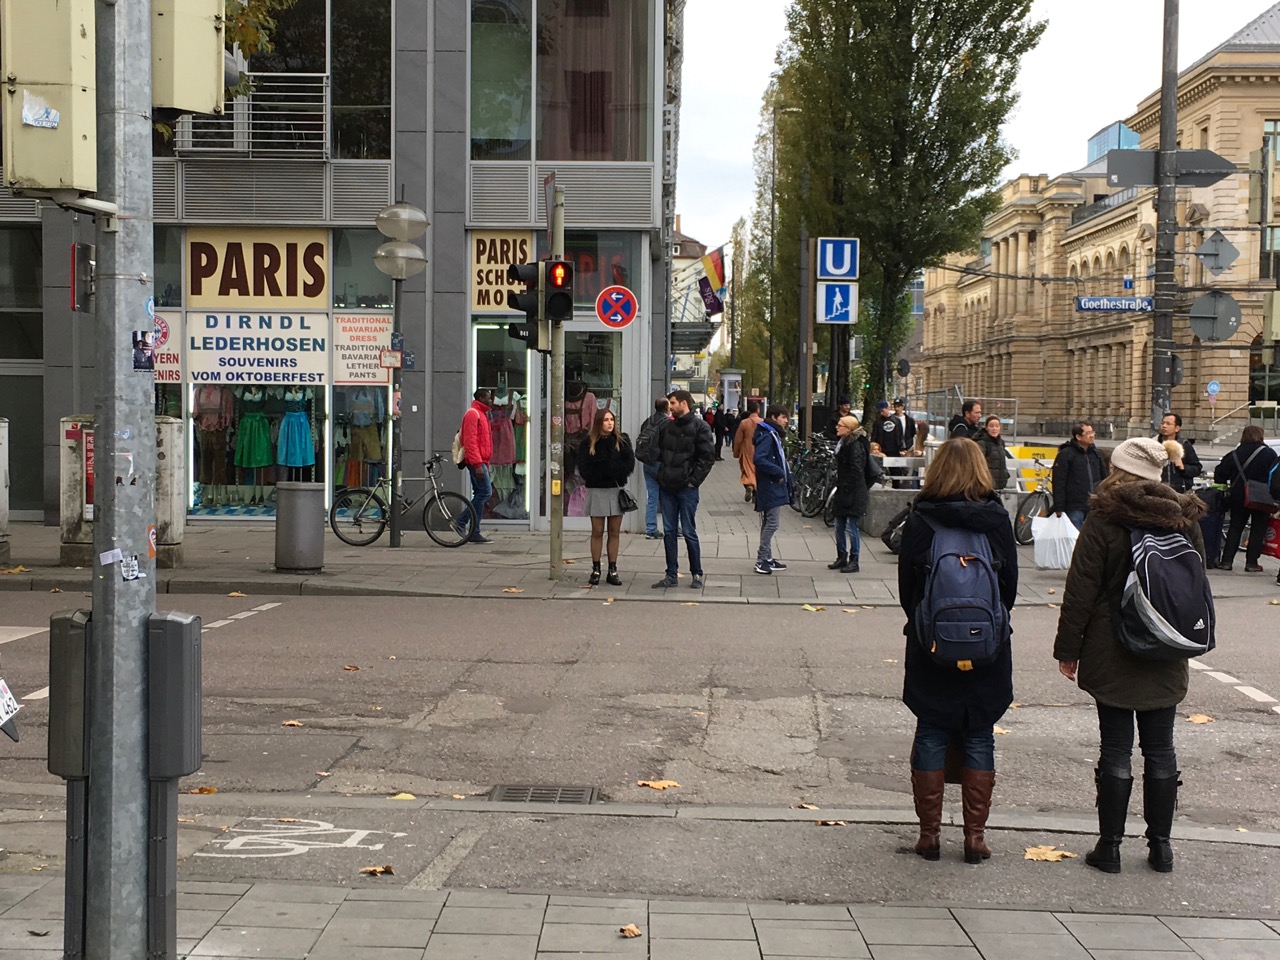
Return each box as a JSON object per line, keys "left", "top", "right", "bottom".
{"left": 1096, "top": 703, "right": 1177, "bottom": 779}
{"left": 910, "top": 720, "right": 995, "bottom": 772}
{"left": 659, "top": 486, "right": 702, "bottom": 577}
{"left": 1222, "top": 505, "right": 1271, "bottom": 566}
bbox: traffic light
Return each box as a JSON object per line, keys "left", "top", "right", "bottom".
{"left": 544, "top": 258, "right": 574, "bottom": 322}
{"left": 506, "top": 261, "right": 549, "bottom": 352}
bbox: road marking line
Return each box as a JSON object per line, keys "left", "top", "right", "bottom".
{"left": 228, "top": 611, "right": 258, "bottom": 620}
{"left": 1274, "top": 706, "right": 1280, "bottom": 716}
{"left": 204, "top": 620, "right": 233, "bottom": 629}
{"left": 1188, "top": 661, "right": 1210, "bottom": 670}
{"left": 1236, "top": 686, "right": 1279, "bottom": 704}
{"left": 407, "top": 826, "right": 487, "bottom": 890}
{"left": 252, "top": 603, "right": 281, "bottom": 611}
{"left": 1206, "top": 671, "right": 1242, "bottom": 684}
{"left": 23, "top": 687, "right": 49, "bottom": 701}
{"left": 0, "top": 627, "right": 44, "bottom": 646}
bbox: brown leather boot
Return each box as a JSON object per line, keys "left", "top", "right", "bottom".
{"left": 961, "top": 768, "right": 996, "bottom": 863}
{"left": 910, "top": 769, "right": 946, "bottom": 861}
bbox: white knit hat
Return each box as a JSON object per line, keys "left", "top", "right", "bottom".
{"left": 1110, "top": 437, "right": 1182, "bottom": 482}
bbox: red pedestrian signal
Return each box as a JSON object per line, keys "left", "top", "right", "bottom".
{"left": 544, "top": 258, "right": 574, "bottom": 322}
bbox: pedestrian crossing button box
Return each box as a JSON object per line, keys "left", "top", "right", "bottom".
{"left": 147, "top": 612, "right": 202, "bottom": 780}
{"left": 48, "top": 610, "right": 91, "bottom": 779}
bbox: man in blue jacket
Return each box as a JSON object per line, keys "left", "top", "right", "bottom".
{"left": 752, "top": 404, "right": 794, "bottom": 575}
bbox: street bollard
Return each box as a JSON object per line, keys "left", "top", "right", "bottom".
{"left": 275, "top": 481, "right": 326, "bottom": 573}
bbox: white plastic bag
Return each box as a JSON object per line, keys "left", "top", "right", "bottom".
{"left": 1032, "top": 513, "right": 1079, "bottom": 570}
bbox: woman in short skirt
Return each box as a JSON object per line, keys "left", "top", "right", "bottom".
{"left": 577, "top": 409, "right": 635, "bottom": 586}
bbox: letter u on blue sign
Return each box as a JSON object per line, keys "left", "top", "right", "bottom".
{"left": 817, "top": 238, "right": 860, "bottom": 280}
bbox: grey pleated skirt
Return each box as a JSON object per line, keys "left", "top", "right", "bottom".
{"left": 585, "top": 486, "right": 623, "bottom": 517}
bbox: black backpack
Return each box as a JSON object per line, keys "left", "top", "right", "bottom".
{"left": 1115, "top": 528, "right": 1215, "bottom": 660}
{"left": 634, "top": 416, "right": 662, "bottom": 465}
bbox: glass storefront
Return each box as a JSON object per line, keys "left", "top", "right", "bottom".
{"left": 473, "top": 322, "right": 531, "bottom": 521}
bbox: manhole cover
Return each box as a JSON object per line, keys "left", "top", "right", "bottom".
{"left": 488, "top": 784, "right": 599, "bottom": 804}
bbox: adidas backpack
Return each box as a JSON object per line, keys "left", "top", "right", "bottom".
{"left": 914, "top": 515, "right": 1010, "bottom": 670}
{"left": 1115, "top": 528, "right": 1215, "bottom": 660}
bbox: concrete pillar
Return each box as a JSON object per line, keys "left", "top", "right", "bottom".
{"left": 992, "top": 241, "right": 1003, "bottom": 320}
{"left": 1016, "top": 231, "right": 1030, "bottom": 316}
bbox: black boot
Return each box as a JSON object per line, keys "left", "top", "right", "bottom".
{"left": 827, "top": 554, "right": 848, "bottom": 570}
{"left": 1143, "top": 772, "right": 1180, "bottom": 873}
{"left": 588, "top": 562, "right": 601, "bottom": 586}
{"left": 606, "top": 563, "right": 622, "bottom": 586}
{"left": 1084, "top": 768, "right": 1133, "bottom": 874}
{"left": 841, "top": 556, "right": 860, "bottom": 574}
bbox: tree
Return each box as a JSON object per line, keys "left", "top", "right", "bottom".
{"left": 225, "top": 0, "right": 301, "bottom": 60}
{"left": 777, "top": 0, "right": 1044, "bottom": 422}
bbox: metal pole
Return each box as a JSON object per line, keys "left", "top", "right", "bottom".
{"left": 388, "top": 277, "right": 404, "bottom": 547}
{"left": 89, "top": 0, "right": 156, "bottom": 955}
{"left": 549, "top": 187, "right": 566, "bottom": 579}
{"left": 798, "top": 230, "right": 812, "bottom": 436}
{"left": 729, "top": 267, "right": 736, "bottom": 368}
{"left": 768, "top": 104, "right": 777, "bottom": 403}
{"left": 1152, "top": 0, "right": 1179, "bottom": 434}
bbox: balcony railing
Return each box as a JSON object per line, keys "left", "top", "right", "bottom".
{"left": 1071, "top": 186, "right": 1139, "bottom": 225}
{"left": 175, "top": 73, "right": 329, "bottom": 159}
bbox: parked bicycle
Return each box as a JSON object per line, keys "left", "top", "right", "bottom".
{"left": 1014, "top": 456, "right": 1053, "bottom": 546}
{"left": 789, "top": 434, "right": 836, "bottom": 518}
{"left": 329, "top": 454, "right": 477, "bottom": 547}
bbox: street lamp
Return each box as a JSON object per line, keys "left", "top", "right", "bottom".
{"left": 769, "top": 103, "right": 802, "bottom": 404}
{"left": 373, "top": 200, "right": 429, "bottom": 547}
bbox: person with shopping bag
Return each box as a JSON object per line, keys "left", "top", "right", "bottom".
{"left": 1032, "top": 512, "right": 1079, "bottom": 570}
{"left": 1211, "top": 425, "right": 1278, "bottom": 572}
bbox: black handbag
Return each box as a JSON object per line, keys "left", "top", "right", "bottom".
{"left": 618, "top": 487, "right": 638, "bottom": 513}
{"left": 1232, "top": 450, "right": 1277, "bottom": 511}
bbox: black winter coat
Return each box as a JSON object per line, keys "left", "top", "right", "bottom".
{"left": 948, "top": 415, "right": 979, "bottom": 439}
{"left": 656, "top": 413, "right": 716, "bottom": 491}
{"left": 1158, "top": 436, "right": 1202, "bottom": 493}
{"left": 1212, "top": 441, "right": 1279, "bottom": 510}
{"left": 973, "top": 431, "right": 1010, "bottom": 491}
{"left": 831, "top": 432, "right": 871, "bottom": 518}
{"left": 576, "top": 433, "right": 635, "bottom": 488}
{"left": 1051, "top": 440, "right": 1108, "bottom": 514}
{"left": 1052, "top": 480, "right": 1205, "bottom": 711}
{"left": 898, "top": 496, "right": 1018, "bottom": 732}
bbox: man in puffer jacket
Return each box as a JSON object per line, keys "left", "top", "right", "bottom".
{"left": 1052, "top": 421, "right": 1108, "bottom": 530}
{"left": 651, "top": 389, "right": 715, "bottom": 591}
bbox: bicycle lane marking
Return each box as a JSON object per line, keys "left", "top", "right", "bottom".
{"left": 1189, "top": 660, "right": 1280, "bottom": 715}
{"left": 195, "top": 817, "right": 408, "bottom": 858}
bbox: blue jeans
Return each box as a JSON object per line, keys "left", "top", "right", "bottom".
{"left": 910, "top": 719, "right": 995, "bottom": 772}
{"left": 660, "top": 486, "right": 702, "bottom": 577}
{"left": 757, "top": 506, "right": 781, "bottom": 563}
{"left": 643, "top": 462, "right": 661, "bottom": 535}
{"left": 835, "top": 516, "right": 860, "bottom": 559}
{"left": 468, "top": 464, "right": 491, "bottom": 533}
{"left": 1066, "top": 508, "right": 1087, "bottom": 531}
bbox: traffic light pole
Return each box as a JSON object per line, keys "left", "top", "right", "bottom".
{"left": 1151, "top": 0, "right": 1179, "bottom": 434}
{"left": 549, "top": 187, "right": 566, "bottom": 579}
{"left": 88, "top": 0, "right": 156, "bottom": 955}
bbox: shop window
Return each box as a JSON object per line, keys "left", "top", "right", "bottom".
{"left": 471, "top": 0, "right": 534, "bottom": 160}
{"left": 536, "top": 231, "right": 640, "bottom": 307}
{"left": 332, "top": 229, "right": 394, "bottom": 308}
{"left": 155, "top": 226, "right": 183, "bottom": 307}
{"left": 473, "top": 323, "right": 531, "bottom": 520}
{"left": 331, "top": 0, "right": 391, "bottom": 159}
{"left": 333, "top": 385, "right": 391, "bottom": 490}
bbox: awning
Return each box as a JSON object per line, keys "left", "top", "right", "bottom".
{"left": 670, "top": 321, "right": 719, "bottom": 353}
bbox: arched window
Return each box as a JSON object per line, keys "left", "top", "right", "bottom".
{"left": 1251, "top": 334, "right": 1278, "bottom": 404}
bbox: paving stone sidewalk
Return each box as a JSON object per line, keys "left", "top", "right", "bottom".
{"left": 3, "top": 876, "right": 1280, "bottom": 959}
{"left": 4, "top": 461, "right": 1277, "bottom": 605}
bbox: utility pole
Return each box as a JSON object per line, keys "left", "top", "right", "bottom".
{"left": 798, "top": 230, "right": 813, "bottom": 436}
{"left": 89, "top": 0, "right": 156, "bottom": 954}
{"left": 1151, "top": 0, "right": 1179, "bottom": 434}
{"left": 548, "top": 187, "right": 566, "bottom": 579}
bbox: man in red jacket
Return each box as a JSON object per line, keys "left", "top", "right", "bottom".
{"left": 460, "top": 388, "right": 495, "bottom": 543}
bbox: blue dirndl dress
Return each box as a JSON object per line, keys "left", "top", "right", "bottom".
{"left": 276, "top": 389, "right": 316, "bottom": 467}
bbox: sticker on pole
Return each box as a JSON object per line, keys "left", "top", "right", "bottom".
{"left": 596, "top": 285, "right": 638, "bottom": 330}
{"left": 0, "top": 678, "right": 21, "bottom": 727}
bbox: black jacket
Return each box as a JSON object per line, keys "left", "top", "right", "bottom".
{"left": 831, "top": 432, "right": 871, "bottom": 518}
{"left": 1051, "top": 439, "right": 1108, "bottom": 514}
{"left": 1157, "top": 435, "right": 1202, "bottom": 493}
{"left": 973, "top": 431, "right": 1010, "bottom": 491}
{"left": 1213, "top": 441, "right": 1279, "bottom": 510}
{"left": 576, "top": 433, "right": 635, "bottom": 488}
{"left": 948, "top": 415, "right": 979, "bottom": 440}
{"left": 898, "top": 496, "right": 1018, "bottom": 732}
{"left": 656, "top": 413, "right": 716, "bottom": 491}
{"left": 871, "top": 413, "right": 915, "bottom": 457}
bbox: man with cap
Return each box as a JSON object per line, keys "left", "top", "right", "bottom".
{"left": 872, "top": 398, "right": 918, "bottom": 487}
{"left": 823, "top": 396, "right": 853, "bottom": 441}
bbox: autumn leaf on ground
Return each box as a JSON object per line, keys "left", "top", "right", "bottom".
{"left": 637, "top": 779, "right": 680, "bottom": 790}
{"left": 1270, "top": 598, "right": 1280, "bottom": 606}
{"left": 883, "top": 658, "right": 898, "bottom": 664}
{"left": 177, "top": 817, "right": 196, "bottom": 823}
{"left": 994, "top": 726, "right": 1010, "bottom": 735}
{"left": 563, "top": 559, "right": 576, "bottom": 565}
{"left": 502, "top": 587, "right": 524, "bottom": 594}
{"left": 861, "top": 605, "right": 873, "bottom": 610}
{"left": 1047, "top": 603, "right": 1057, "bottom": 609}
{"left": 1047, "top": 588, "right": 1056, "bottom": 595}
{"left": 316, "top": 771, "right": 332, "bottom": 777}
{"left": 842, "top": 608, "right": 858, "bottom": 614}
{"left": 1237, "top": 827, "right": 1249, "bottom": 832}
{"left": 343, "top": 664, "right": 361, "bottom": 671}
{"left": 49, "top": 587, "right": 62, "bottom": 594}
{"left": 281, "top": 720, "right": 303, "bottom": 727}
{"left": 1024, "top": 845, "right": 1077, "bottom": 862}
{"left": 603, "top": 598, "right": 615, "bottom": 604}
{"left": 451, "top": 794, "right": 466, "bottom": 800}
{"left": 1010, "top": 702, "right": 1023, "bottom": 709}
{"left": 801, "top": 604, "right": 825, "bottom": 612}
{"left": 26, "top": 930, "right": 49, "bottom": 937}
{"left": 619, "top": 923, "right": 643, "bottom": 939}
{"left": 227, "top": 591, "right": 247, "bottom": 597}
{"left": 389, "top": 792, "right": 417, "bottom": 800}
{"left": 692, "top": 710, "right": 706, "bottom": 717}
{"left": 0, "top": 565, "right": 29, "bottom": 574}
{"left": 1187, "top": 713, "right": 1214, "bottom": 724}
{"left": 358, "top": 864, "right": 394, "bottom": 876}
{"left": 793, "top": 803, "right": 819, "bottom": 810}
{"left": 682, "top": 602, "right": 699, "bottom": 606}
{"left": 815, "top": 819, "right": 847, "bottom": 827}
{"left": 186, "top": 786, "right": 218, "bottom": 795}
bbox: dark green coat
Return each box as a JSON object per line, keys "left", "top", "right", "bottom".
{"left": 1052, "top": 480, "right": 1207, "bottom": 711}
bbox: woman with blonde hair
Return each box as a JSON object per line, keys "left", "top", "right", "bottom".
{"left": 828, "top": 414, "right": 872, "bottom": 573}
{"left": 576, "top": 410, "right": 635, "bottom": 586}
{"left": 1054, "top": 437, "right": 1206, "bottom": 874}
{"left": 898, "top": 438, "right": 1017, "bottom": 863}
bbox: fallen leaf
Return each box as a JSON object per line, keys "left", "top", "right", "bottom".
{"left": 281, "top": 720, "right": 303, "bottom": 727}
{"left": 49, "top": 587, "right": 62, "bottom": 594}
{"left": 619, "top": 923, "right": 643, "bottom": 939}
{"left": 842, "top": 608, "right": 858, "bottom": 614}
{"left": 802, "top": 525, "right": 813, "bottom": 530}
{"left": 316, "top": 771, "right": 332, "bottom": 777}
{"left": 389, "top": 792, "right": 417, "bottom": 800}
{"left": 186, "top": 786, "right": 218, "bottom": 795}
{"left": 177, "top": 817, "right": 196, "bottom": 823}
{"left": 637, "top": 779, "right": 680, "bottom": 790}
{"left": 793, "top": 803, "right": 819, "bottom": 810}
{"left": 801, "top": 604, "right": 825, "bottom": 612}
{"left": 994, "top": 726, "right": 1010, "bottom": 735}
{"left": 691, "top": 710, "right": 706, "bottom": 717}
{"left": 603, "top": 598, "right": 615, "bottom": 604}
{"left": 1047, "top": 603, "right": 1057, "bottom": 609}
{"left": 1047, "top": 588, "right": 1056, "bottom": 595}
{"left": 218, "top": 549, "right": 231, "bottom": 554}
{"left": 30, "top": 866, "right": 46, "bottom": 872}
{"left": 358, "top": 864, "right": 394, "bottom": 876}
{"left": 1024, "top": 845, "right": 1077, "bottom": 862}
{"left": 1237, "top": 827, "right": 1249, "bottom": 832}
{"left": 861, "top": 605, "right": 873, "bottom": 610}
{"left": 502, "top": 587, "right": 525, "bottom": 594}
{"left": 276, "top": 818, "right": 299, "bottom": 823}
{"left": 343, "top": 664, "right": 361, "bottom": 671}
{"left": 883, "top": 658, "right": 898, "bottom": 664}
{"left": 1, "top": 565, "right": 30, "bottom": 574}
{"left": 1187, "top": 714, "right": 1214, "bottom": 724}
{"left": 682, "top": 602, "right": 699, "bottom": 607}
{"left": 1010, "top": 702, "right": 1022, "bottom": 709}
{"left": 563, "top": 559, "right": 576, "bottom": 565}
{"left": 227, "top": 591, "right": 247, "bottom": 597}
{"left": 451, "top": 794, "right": 466, "bottom": 800}
{"left": 388, "top": 655, "right": 397, "bottom": 660}
{"left": 26, "top": 930, "right": 50, "bottom": 937}
{"left": 1270, "top": 599, "right": 1280, "bottom": 606}
{"left": 815, "top": 819, "right": 847, "bottom": 827}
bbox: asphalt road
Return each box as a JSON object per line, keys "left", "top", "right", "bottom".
{"left": 3, "top": 593, "right": 1279, "bottom": 913}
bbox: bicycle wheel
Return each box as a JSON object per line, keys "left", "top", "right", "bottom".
{"left": 423, "top": 491, "right": 476, "bottom": 547}
{"left": 822, "top": 487, "right": 837, "bottom": 527}
{"left": 1014, "top": 490, "right": 1052, "bottom": 546}
{"left": 801, "top": 466, "right": 831, "bottom": 517}
{"left": 329, "top": 488, "right": 387, "bottom": 546}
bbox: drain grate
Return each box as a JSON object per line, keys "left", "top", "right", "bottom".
{"left": 487, "top": 784, "right": 599, "bottom": 804}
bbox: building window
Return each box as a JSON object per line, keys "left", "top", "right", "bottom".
{"left": 332, "top": 229, "right": 394, "bottom": 309}
{"left": 331, "top": 0, "right": 392, "bottom": 159}
{"left": 155, "top": 227, "right": 183, "bottom": 308}
{"left": 471, "top": 0, "right": 534, "bottom": 160}
{"left": 535, "top": 230, "right": 640, "bottom": 307}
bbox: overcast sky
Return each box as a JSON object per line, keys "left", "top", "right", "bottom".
{"left": 675, "top": 0, "right": 1274, "bottom": 251}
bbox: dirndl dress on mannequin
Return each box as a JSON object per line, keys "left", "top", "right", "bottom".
{"left": 234, "top": 388, "right": 274, "bottom": 468}
{"left": 276, "top": 388, "right": 316, "bottom": 467}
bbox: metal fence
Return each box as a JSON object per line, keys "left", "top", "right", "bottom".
{"left": 174, "top": 73, "right": 329, "bottom": 159}
{"left": 899, "top": 388, "right": 1021, "bottom": 441}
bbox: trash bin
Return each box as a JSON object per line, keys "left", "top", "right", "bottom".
{"left": 274, "top": 482, "right": 325, "bottom": 573}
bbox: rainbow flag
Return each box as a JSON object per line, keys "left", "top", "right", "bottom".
{"left": 700, "top": 246, "right": 726, "bottom": 293}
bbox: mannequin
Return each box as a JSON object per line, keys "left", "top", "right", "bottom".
{"left": 193, "top": 383, "right": 233, "bottom": 507}
{"left": 277, "top": 386, "right": 316, "bottom": 480}
{"left": 234, "top": 386, "right": 274, "bottom": 505}
{"left": 347, "top": 385, "right": 386, "bottom": 487}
